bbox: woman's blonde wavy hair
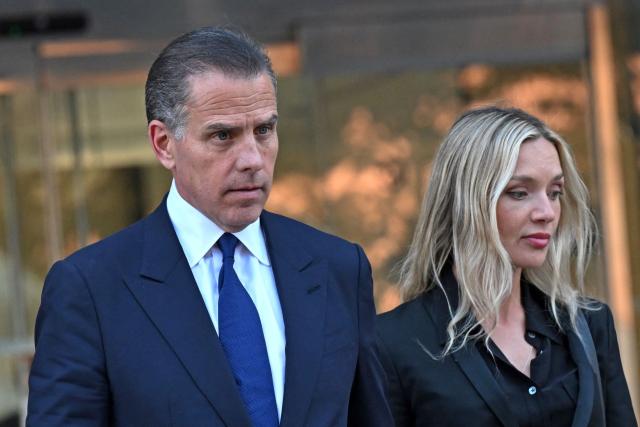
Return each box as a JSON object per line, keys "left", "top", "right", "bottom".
{"left": 399, "top": 106, "right": 596, "bottom": 356}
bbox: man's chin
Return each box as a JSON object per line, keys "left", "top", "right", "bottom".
{"left": 217, "top": 206, "right": 264, "bottom": 232}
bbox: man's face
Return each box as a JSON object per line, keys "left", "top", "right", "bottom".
{"left": 158, "top": 71, "right": 278, "bottom": 232}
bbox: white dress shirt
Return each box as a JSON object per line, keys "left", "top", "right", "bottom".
{"left": 166, "top": 180, "right": 286, "bottom": 418}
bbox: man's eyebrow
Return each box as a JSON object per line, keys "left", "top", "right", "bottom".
{"left": 259, "top": 114, "right": 278, "bottom": 126}
{"left": 203, "top": 122, "right": 237, "bottom": 133}
{"left": 203, "top": 114, "right": 278, "bottom": 133}
{"left": 510, "top": 173, "right": 564, "bottom": 182}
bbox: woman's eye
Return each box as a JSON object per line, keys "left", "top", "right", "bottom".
{"left": 507, "top": 191, "right": 527, "bottom": 200}
{"left": 549, "top": 190, "right": 564, "bottom": 200}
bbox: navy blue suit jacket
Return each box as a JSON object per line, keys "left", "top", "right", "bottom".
{"left": 27, "top": 200, "right": 393, "bottom": 427}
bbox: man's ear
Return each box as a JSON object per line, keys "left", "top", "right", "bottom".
{"left": 148, "top": 119, "right": 176, "bottom": 170}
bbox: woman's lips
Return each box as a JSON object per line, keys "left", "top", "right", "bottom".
{"left": 524, "top": 233, "right": 551, "bottom": 249}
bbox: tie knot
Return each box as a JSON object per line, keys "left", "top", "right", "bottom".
{"left": 218, "top": 233, "right": 239, "bottom": 259}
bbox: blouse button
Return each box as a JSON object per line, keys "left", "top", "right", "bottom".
{"left": 528, "top": 386, "right": 537, "bottom": 395}
{"left": 527, "top": 332, "right": 536, "bottom": 339}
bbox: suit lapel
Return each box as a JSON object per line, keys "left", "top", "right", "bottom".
{"left": 261, "top": 211, "right": 328, "bottom": 427}
{"left": 125, "top": 201, "right": 252, "bottom": 427}
{"left": 567, "top": 330, "right": 596, "bottom": 427}
{"left": 425, "top": 270, "right": 518, "bottom": 427}
{"left": 451, "top": 347, "right": 519, "bottom": 427}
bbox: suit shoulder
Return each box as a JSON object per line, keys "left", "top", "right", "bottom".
{"left": 262, "top": 211, "right": 355, "bottom": 249}
{"left": 377, "top": 292, "right": 444, "bottom": 364}
{"left": 580, "top": 298, "right": 610, "bottom": 318}
{"left": 377, "top": 296, "right": 429, "bottom": 339}
{"left": 580, "top": 298, "right": 614, "bottom": 340}
{"left": 63, "top": 215, "right": 146, "bottom": 268}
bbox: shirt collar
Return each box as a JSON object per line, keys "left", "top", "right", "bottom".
{"left": 234, "top": 219, "right": 271, "bottom": 267}
{"left": 522, "top": 282, "right": 563, "bottom": 344}
{"left": 166, "top": 180, "right": 271, "bottom": 267}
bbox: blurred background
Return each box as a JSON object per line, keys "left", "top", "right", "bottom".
{"left": 0, "top": 0, "right": 639, "bottom": 425}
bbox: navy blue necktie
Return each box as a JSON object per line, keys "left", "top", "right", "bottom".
{"left": 217, "top": 233, "right": 279, "bottom": 427}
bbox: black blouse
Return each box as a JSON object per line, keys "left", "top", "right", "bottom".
{"left": 477, "top": 283, "right": 578, "bottom": 427}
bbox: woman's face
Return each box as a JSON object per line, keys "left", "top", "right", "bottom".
{"left": 496, "top": 137, "right": 564, "bottom": 270}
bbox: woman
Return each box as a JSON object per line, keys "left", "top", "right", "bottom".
{"left": 377, "top": 106, "right": 636, "bottom": 426}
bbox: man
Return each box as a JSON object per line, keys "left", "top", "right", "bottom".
{"left": 27, "top": 27, "right": 393, "bottom": 426}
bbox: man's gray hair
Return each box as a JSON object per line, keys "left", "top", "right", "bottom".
{"left": 145, "top": 26, "right": 276, "bottom": 140}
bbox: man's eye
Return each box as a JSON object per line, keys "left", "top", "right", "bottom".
{"left": 256, "top": 125, "right": 272, "bottom": 135}
{"left": 214, "top": 131, "right": 230, "bottom": 140}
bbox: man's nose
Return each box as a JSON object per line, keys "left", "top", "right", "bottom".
{"left": 236, "top": 135, "right": 265, "bottom": 171}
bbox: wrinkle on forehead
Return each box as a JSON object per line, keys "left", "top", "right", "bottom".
{"left": 187, "top": 73, "right": 276, "bottom": 117}
{"left": 197, "top": 98, "right": 276, "bottom": 117}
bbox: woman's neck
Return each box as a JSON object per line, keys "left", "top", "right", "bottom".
{"left": 497, "top": 267, "right": 524, "bottom": 326}
{"left": 493, "top": 268, "right": 536, "bottom": 377}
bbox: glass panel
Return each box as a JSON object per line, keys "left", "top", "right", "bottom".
{"left": 270, "top": 62, "right": 603, "bottom": 312}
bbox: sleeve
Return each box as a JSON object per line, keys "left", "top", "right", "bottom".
{"left": 27, "top": 260, "right": 111, "bottom": 427}
{"left": 347, "top": 244, "right": 395, "bottom": 427}
{"left": 589, "top": 303, "right": 638, "bottom": 427}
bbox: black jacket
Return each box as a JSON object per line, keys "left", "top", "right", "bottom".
{"left": 377, "top": 270, "right": 636, "bottom": 427}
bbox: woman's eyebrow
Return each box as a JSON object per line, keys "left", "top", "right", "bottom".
{"left": 509, "top": 173, "right": 564, "bottom": 182}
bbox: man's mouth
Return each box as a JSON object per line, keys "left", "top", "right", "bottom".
{"left": 226, "top": 185, "right": 264, "bottom": 197}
